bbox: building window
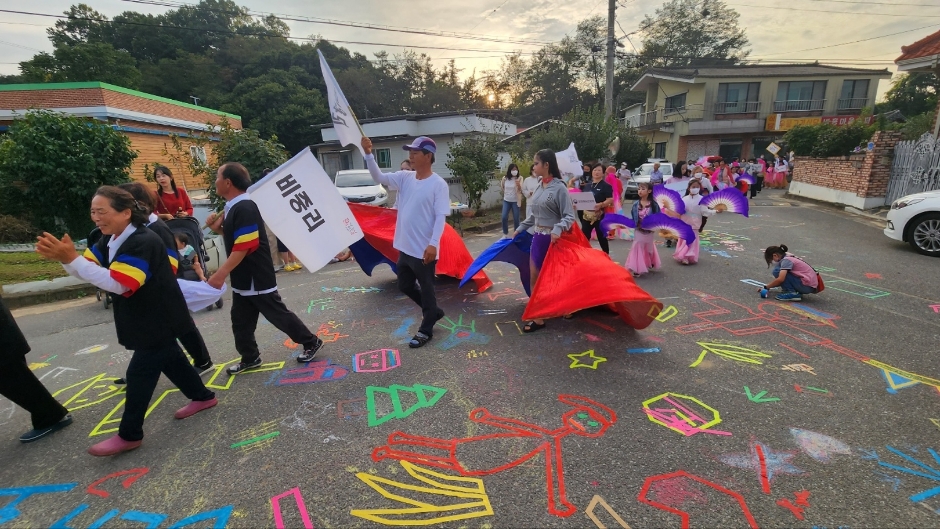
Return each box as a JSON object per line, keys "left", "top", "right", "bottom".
{"left": 839, "top": 79, "right": 869, "bottom": 110}
{"left": 664, "top": 93, "right": 687, "bottom": 114}
{"left": 654, "top": 142, "right": 667, "bottom": 159}
{"left": 189, "top": 145, "right": 207, "bottom": 164}
{"left": 374, "top": 148, "right": 392, "bottom": 169}
{"left": 774, "top": 81, "right": 826, "bottom": 112}
{"left": 716, "top": 82, "right": 760, "bottom": 114}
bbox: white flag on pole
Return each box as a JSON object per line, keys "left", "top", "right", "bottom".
{"left": 248, "top": 149, "right": 363, "bottom": 273}
{"left": 318, "top": 49, "right": 366, "bottom": 157}
{"left": 556, "top": 142, "right": 583, "bottom": 179}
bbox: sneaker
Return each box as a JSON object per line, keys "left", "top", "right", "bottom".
{"left": 88, "top": 435, "right": 142, "bottom": 456}
{"left": 297, "top": 338, "right": 324, "bottom": 363}
{"left": 274, "top": 264, "right": 285, "bottom": 273}
{"left": 19, "top": 414, "right": 73, "bottom": 443}
{"left": 292, "top": 262, "right": 303, "bottom": 270}
{"left": 194, "top": 361, "right": 214, "bottom": 377}
{"left": 775, "top": 291, "right": 802, "bottom": 302}
{"left": 226, "top": 357, "right": 263, "bottom": 375}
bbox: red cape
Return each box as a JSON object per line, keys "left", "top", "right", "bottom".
{"left": 522, "top": 228, "right": 663, "bottom": 329}
{"left": 348, "top": 203, "right": 493, "bottom": 292}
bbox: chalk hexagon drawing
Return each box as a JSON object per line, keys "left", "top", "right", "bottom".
{"left": 353, "top": 349, "right": 401, "bottom": 373}
{"left": 642, "top": 393, "right": 731, "bottom": 437}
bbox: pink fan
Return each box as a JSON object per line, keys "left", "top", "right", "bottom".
{"left": 638, "top": 213, "right": 696, "bottom": 243}
{"left": 699, "top": 188, "right": 750, "bottom": 217}
{"left": 653, "top": 185, "right": 686, "bottom": 214}
{"left": 599, "top": 213, "right": 636, "bottom": 233}
{"left": 735, "top": 173, "right": 756, "bottom": 185}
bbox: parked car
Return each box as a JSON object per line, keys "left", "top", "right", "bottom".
{"left": 884, "top": 190, "right": 940, "bottom": 257}
{"left": 334, "top": 170, "right": 388, "bottom": 207}
{"left": 624, "top": 161, "right": 673, "bottom": 198}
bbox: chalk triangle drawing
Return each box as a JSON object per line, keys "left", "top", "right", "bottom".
{"left": 880, "top": 369, "right": 920, "bottom": 394}
{"left": 366, "top": 384, "right": 447, "bottom": 427}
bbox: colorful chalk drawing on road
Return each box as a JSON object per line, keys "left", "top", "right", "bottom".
{"left": 392, "top": 317, "right": 417, "bottom": 344}
{"left": 584, "top": 495, "right": 632, "bottom": 528}
{"left": 650, "top": 305, "right": 678, "bottom": 323}
{"left": 637, "top": 471, "right": 759, "bottom": 529}
{"left": 486, "top": 287, "right": 525, "bottom": 301}
{"left": 866, "top": 446, "right": 940, "bottom": 503}
{"left": 776, "top": 490, "right": 811, "bottom": 520}
{"left": 353, "top": 349, "right": 401, "bottom": 373}
{"left": 52, "top": 373, "right": 125, "bottom": 412}
{"left": 85, "top": 468, "right": 149, "bottom": 498}
{"left": 271, "top": 487, "right": 314, "bottom": 529}
{"left": 824, "top": 279, "right": 890, "bottom": 299}
{"left": 494, "top": 321, "right": 523, "bottom": 336}
{"left": 466, "top": 349, "right": 489, "bottom": 359}
{"left": 676, "top": 292, "right": 940, "bottom": 392}
{"left": 322, "top": 286, "right": 383, "bottom": 293}
{"left": 880, "top": 369, "right": 920, "bottom": 394}
{"left": 627, "top": 348, "right": 661, "bottom": 354}
{"left": 316, "top": 321, "right": 350, "bottom": 343}
{"left": 350, "top": 460, "right": 493, "bottom": 526}
{"left": 568, "top": 350, "right": 607, "bottom": 369}
{"left": 276, "top": 360, "right": 349, "bottom": 385}
{"left": 370, "top": 394, "right": 616, "bottom": 517}
{"left": 689, "top": 342, "right": 772, "bottom": 368}
{"left": 306, "top": 298, "right": 335, "bottom": 313}
{"left": 435, "top": 315, "right": 491, "bottom": 350}
{"left": 718, "top": 439, "right": 804, "bottom": 494}
{"left": 366, "top": 384, "right": 447, "bottom": 427}
{"left": 781, "top": 363, "right": 817, "bottom": 375}
{"left": 27, "top": 362, "right": 49, "bottom": 371}
{"left": 642, "top": 393, "right": 731, "bottom": 437}
{"left": 790, "top": 428, "right": 851, "bottom": 463}
{"left": 231, "top": 420, "right": 280, "bottom": 452}
{"left": 74, "top": 344, "right": 109, "bottom": 355}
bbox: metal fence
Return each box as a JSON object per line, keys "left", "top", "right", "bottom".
{"left": 886, "top": 132, "right": 940, "bottom": 205}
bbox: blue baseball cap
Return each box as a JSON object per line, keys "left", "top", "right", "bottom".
{"left": 402, "top": 136, "right": 437, "bottom": 154}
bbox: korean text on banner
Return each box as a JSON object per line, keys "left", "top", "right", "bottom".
{"left": 570, "top": 192, "right": 597, "bottom": 211}
{"left": 248, "top": 149, "right": 363, "bottom": 273}
{"left": 318, "top": 50, "right": 365, "bottom": 157}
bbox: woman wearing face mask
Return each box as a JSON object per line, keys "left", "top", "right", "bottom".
{"left": 662, "top": 179, "right": 713, "bottom": 265}
{"left": 500, "top": 164, "right": 524, "bottom": 236}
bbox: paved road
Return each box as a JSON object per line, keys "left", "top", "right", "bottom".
{"left": 2, "top": 189, "right": 940, "bottom": 528}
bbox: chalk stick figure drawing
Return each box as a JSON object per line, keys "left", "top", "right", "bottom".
{"left": 371, "top": 394, "right": 616, "bottom": 517}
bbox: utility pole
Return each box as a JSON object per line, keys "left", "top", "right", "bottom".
{"left": 604, "top": 0, "right": 616, "bottom": 118}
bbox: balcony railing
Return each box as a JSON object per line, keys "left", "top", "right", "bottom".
{"left": 714, "top": 101, "right": 761, "bottom": 114}
{"left": 636, "top": 104, "right": 705, "bottom": 129}
{"left": 773, "top": 99, "right": 825, "bottom": 112}
{"left": 837, "top": 97, "right": 868, "bottom": 110}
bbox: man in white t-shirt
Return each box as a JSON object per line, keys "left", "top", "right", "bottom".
{"left": 362, "top": 135, "right": 450, "bottom": 348}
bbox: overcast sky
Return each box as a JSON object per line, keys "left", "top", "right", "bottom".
{"left": 3, "top": 0, "right": 938, "bottom": 102}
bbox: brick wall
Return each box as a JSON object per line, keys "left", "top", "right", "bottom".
{"left": 126, "top": 132, "right": 218, "bottom": 192}
{"left": 791, "top": 131, "right": 902, "bottom": 200}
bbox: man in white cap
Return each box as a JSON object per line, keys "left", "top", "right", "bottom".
{"left": 361, "top": 135, "right": 450, "bottom": 348}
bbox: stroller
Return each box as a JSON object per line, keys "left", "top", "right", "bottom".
{"left": 166, "top": 217, "right": 224, "bottom": 311}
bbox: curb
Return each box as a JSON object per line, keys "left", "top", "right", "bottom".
{"left": 783, "top": 192, "right": 888, "bottom": 222}
{"left": 3, "top": 284, "right": 98, "bottom": 310}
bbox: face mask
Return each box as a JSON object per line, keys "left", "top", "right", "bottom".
{"left": 511, "top": 170, "right": 518, "bottom": 177}
{"left": 690, "top": 187, "right": 700, "bottom": 195}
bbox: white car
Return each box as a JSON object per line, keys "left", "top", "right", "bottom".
{"left": 334, "top": 170, "right": 388, "bottom": 207}
{"left": 884, "top": 190, "right": 940, "bottom": 257}
{"left": 625, "top": 162, "right": 674, "bottom": 198}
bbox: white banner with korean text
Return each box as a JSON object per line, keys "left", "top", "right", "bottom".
{"left": 248, "top": 148, "right": 363, "bottom": 273}
{"left": 318, "top": 49, "right": 366, "bottom": 157}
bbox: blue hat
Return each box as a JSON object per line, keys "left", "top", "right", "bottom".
{"left": 402, "top": 136, "right": 437, "bottom": 154}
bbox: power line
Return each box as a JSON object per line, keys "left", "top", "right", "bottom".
{"left": 121, "top": 0, "right": 549, "bottom": 46}
{"left": 803, "top": 0, "right": 940, "bottom": 7}
{"left": 754, "top": 23, "right": 940, "bottom": 56}
{"left": 727, "top": 2, "right": 940, "bottom": 17}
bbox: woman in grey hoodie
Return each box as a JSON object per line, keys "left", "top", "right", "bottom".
{"left": 507, "top": 149, "right": 576, "bottom": 332}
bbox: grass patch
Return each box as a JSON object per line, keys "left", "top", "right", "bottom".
{"left": 454, "top": 207, "right": 502, "bottom": 231}
{"left": 0, "top": 252, "right": 69, "bottom": 286}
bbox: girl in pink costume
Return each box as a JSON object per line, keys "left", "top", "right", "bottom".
{"left": 625, "top": 182, "right": 661, "bottom": 277}
{"left": 662, "top": 179, "right": 714, "bottom": 265}
{"left": 604, "top": 165, "right": 625, "bottom": 240}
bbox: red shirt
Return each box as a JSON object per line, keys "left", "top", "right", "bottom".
{"left": 155, "top": 188, "right": 193, "bottom": 217}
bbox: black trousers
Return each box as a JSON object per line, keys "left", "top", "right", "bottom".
{"left": 178, "top": 325, "right": 211, "bottom": 367}
{"left": 231, "top": 292, "right": 316, "bottom": 362}
{"left": 756, "top": 176, "right": 764, "bottom": 193}
{"left": 0, "top": 356, "right": 69, "bottom": 430}
{"left": 397, "top": 253, "right": 441, "bottom": 336}
{"left": 580, "top": 217, "right": 609, "bottom": 254}
{"left": 120, "top": 341, "right": 215, "bottom": 441}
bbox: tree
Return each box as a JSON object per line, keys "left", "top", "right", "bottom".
{"left": 876, "top": 72, "right": 939, "bottom": 117}
{"left": 638, "top": 0, "right": 750, "bottom": 67}
{"left": 446, "top": 125, "right": 504, "bottom": 212}
{"left": 0, "top": 110, "right": 136, "bottom": 236}
{"left": 19, "top": 42, "right": 141, "bottom": 88}
{"left": 208, "top": 119, "right": 289, "bottom": 209}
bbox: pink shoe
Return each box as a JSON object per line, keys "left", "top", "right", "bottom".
{"left": 174, "top": 398, "right": 218, "bottom": 419}
{"left": 88, "top": 435, "right": 142, "bottom": 456}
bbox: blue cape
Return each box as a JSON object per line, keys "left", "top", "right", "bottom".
{"left": 459, "top": 232, "right": 533, "bottom": 295}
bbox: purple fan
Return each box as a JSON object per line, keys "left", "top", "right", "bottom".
{"left": 699, "top": 188, "right": 750, "bottom": 217}
{"left": 735, "top": 173, "right": 756, "bottom": 185}
{"left": 638, "top": 213, "right": 696, "bottom": 243}
{"left": 653, "top": 185, "right": 686, "bottom": 214}
{"left": 599, "top": 213, "right": 636, "bottom": 233}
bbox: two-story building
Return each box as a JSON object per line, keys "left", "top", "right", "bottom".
{"left": 628, "top": 64, "right": 892, "bottom": 163}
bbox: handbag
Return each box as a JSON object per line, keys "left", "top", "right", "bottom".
{"left": 815, "top": 273, "right": 825, "bottom": 293}
{"left": 582, "top": 210, "right": 598, "bottom": 224}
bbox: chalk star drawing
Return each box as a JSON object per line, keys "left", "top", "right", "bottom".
{"left": 642, "top": 393, "right": 731, "bottom": 437}
{"left": 790, "top": 428, "right": 851, "bottom": 463}
{"left": 436, "top": 315, "right": 491, "bottom": 350}
{"left": 568, "top": 350, "right": 607, "bottom": 369}
{"left": 350, "top": 461, "right": 493, "bottom": 526}
{"left": 718, "top": 440, "right": 804, "bottom": 494}
{"left": 873, "top": 445, "right": 940, "bottom": 502}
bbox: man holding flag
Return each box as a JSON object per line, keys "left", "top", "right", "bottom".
{"left": 361, "top": 135, "right": 450, "bottom": 349}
